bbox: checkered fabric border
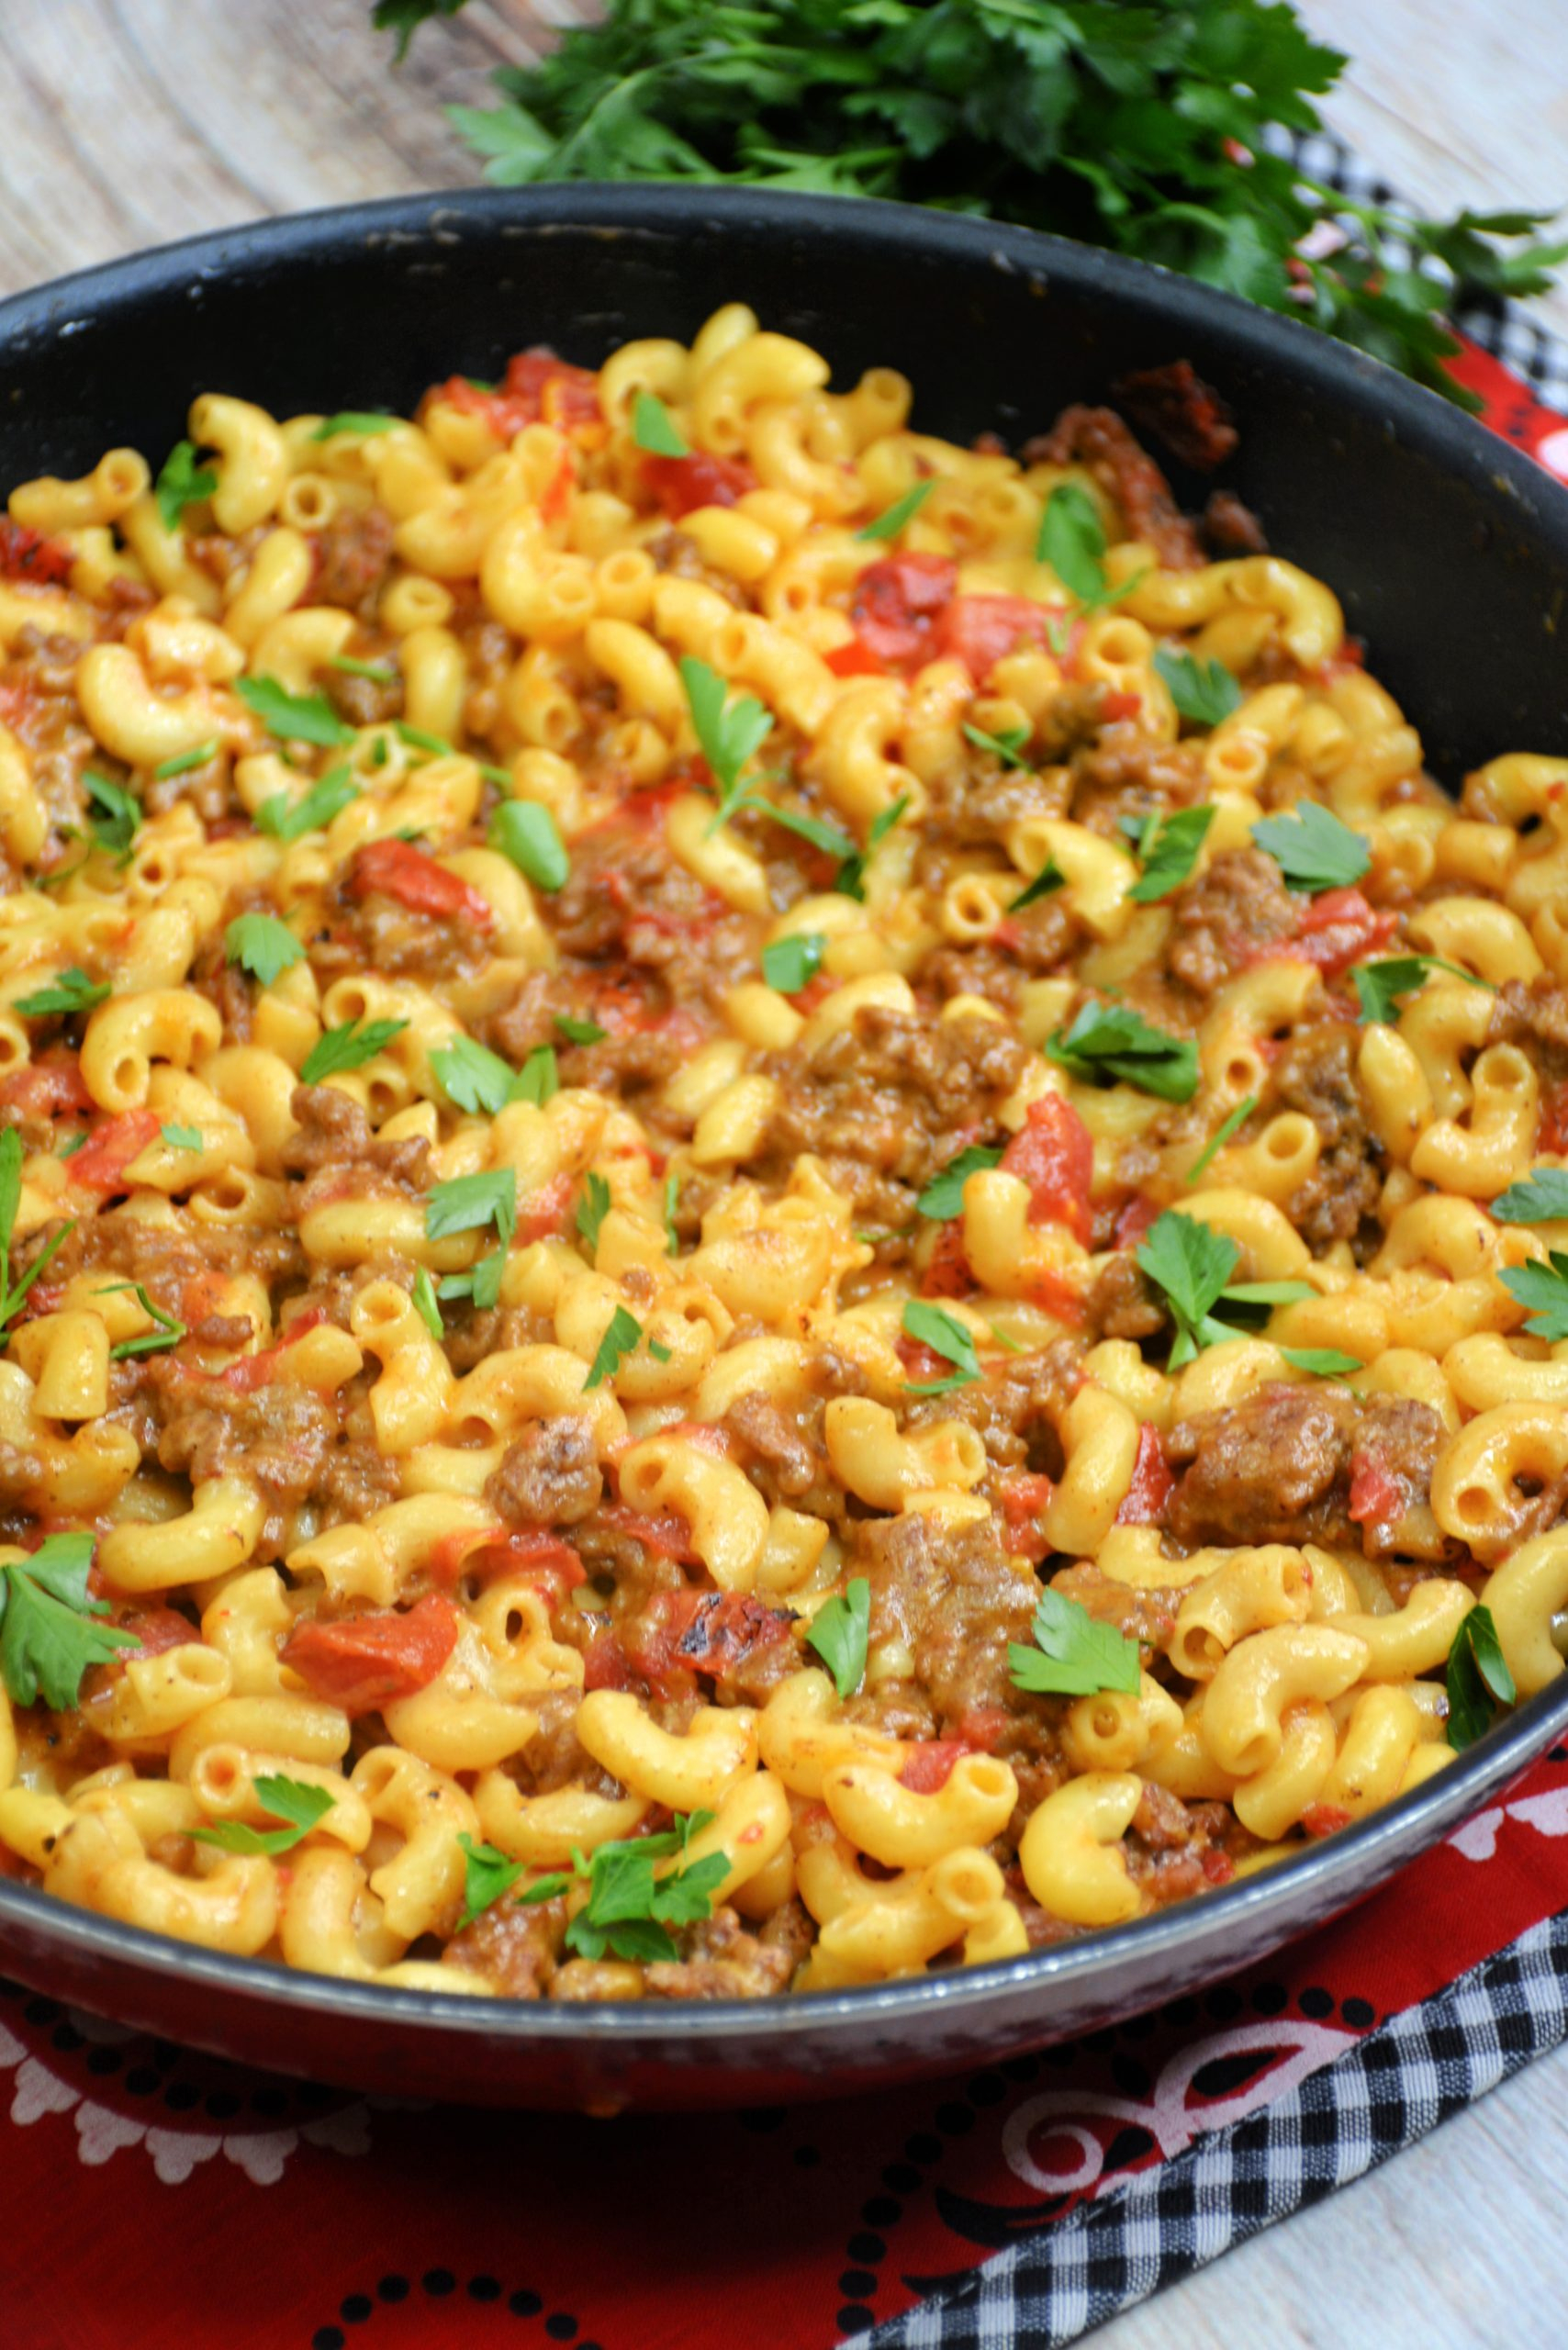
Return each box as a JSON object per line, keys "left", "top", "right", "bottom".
{"left": 867, "top": 1907, "right": 1568, "bottom": 2348}
{"left": 1271, "top": 126, "right": 1568, "bottom": 405}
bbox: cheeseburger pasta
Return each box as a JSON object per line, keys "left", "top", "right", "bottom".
{"left": 0, "top": 310, "right": 1561, "bottom": 2001}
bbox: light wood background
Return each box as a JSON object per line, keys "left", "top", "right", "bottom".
{"left": 3, "top": 6, "right": 1568, "bottom": 2345}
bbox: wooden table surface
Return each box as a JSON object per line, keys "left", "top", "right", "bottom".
{"left": 3, "top": 6, "right": 1568, "bottom": 2345}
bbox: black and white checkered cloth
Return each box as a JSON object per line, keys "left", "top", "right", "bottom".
{"left": 867, "top": 1908, "right": 1568, "bottom": 2346}
{"left": 1271, "top": 127, "right": 1568, "bottom": 408}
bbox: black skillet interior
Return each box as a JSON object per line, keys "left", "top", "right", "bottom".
{"left": 2, "top": 187, "right": 1568, "bottom": 2105}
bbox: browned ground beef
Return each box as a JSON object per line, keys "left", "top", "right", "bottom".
{"left": 642, "top": 1901, "right": 812, "bottom": 2000}
{"left": 1273, "top": 1019, "right": 1383, "bottom": 1255}
{"left": 444, "top": 1893, "right": 565, "bottom": 1998}
{"left": 549, "top": 818, "right": 756, "bottom": 1015}
{"left": 1085, "top": 1253, "right": 1166, "bottom": 1343}
{"left": 311, "top": 507, "right": 396, "bottom": 618}
{"left": 1166, "top": 1382, "right": 1458, "bottom": 1561}
{"left": 485, "top": 1416, "right": 603, "bottom": 1526}
{"left": 1070, "top": 733, "right": 1204, "bottom": 841}
{"left": 1487, "top": 976, "right": 1568, "bottom": 1090}
{"left": 1025, "top": 405, "right": 1206, "bottom": 570}
{"left": 279, "top": 1084, "right": 430, "bottom": 1191}
{"left": 1157, "top": 847, "right": 1297, "bottom": 1002}
{"left": 758, "top": 1004, "right": 1029, "bottom": 1220}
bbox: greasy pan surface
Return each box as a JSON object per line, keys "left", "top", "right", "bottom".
{"left": 1, "top": 186, "right": 1566, "bottom": 2109}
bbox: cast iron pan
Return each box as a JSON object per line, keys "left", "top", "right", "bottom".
{"left": 1, "top": 187, "right": 1566, "bottom": 2109}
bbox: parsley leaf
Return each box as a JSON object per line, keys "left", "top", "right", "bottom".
{"left": 154, "top": 440, "right": 217, "bottom": 532}
{"left": 490, "top": 799, "right": 569, "bottom": 891}
{"left": 830, "top": 791, "right": 910, "bottom": 902}
{"left": 556, "top": 1013, "right": 607, "bottom": 1046}
{"left": 0, "top": 1531, "right": 139, "bottom": 1710}
{"left": 438, "top": 1250, "right": 506, "bottom": 1313}
{"left": 510, "top": 1046, "right": 558, "bottom": 1107}
{"left": 563, "top": 1816, "right": 728, "bottom": 1963}
{"left": 236, "top": 676, "right": 355, "bottom": 750}
{"left": 576, "top": 1170, "right": 611, "bottom": 1253}
{"left": 15, "top": 968, "right": 109, "bottom": 1018}
{"left": 254, "top": 766, "right": 359, "bottom": 841}
{"left": 330, "top": 654, "right": 398, "bottom": 684}
{"left": 190, "top": 1774, "right": 336, "bottom": 1855}
{"left": 1009, "top": 1584, "right": 1141, "bottom": 1698}
{"left": 224, "top": 913, "right": 306, "bottom": 989}
{"left": 1499, "top": 1252, "right": 1568, "bottom": 1341}
{"left": 456, "top": 1833, "right": 530, "bottom": 1928}
{"left": 98, "top": 1280, "right": 185, "bottom": 1360}
{"left": 857, "top": 479, "right": 934, "bottom": 543}
{"left": 632, "top": 390, "right": 689, "bottom": 457}
{"left": 918, "top": 1143, "right": 1004, "bottom": 1221}
{"left": 902, "top": 1298, "right": 981, "bottom": 1394}
{"left": 160, "top": 1124, "right": 203, "bottom": 1153}
{"left": 761, "top": 932, "right": 825, "bottom": 994}
{"left": 300, "top": 1017, "right": 408, "bottom": 1085}
{"left": 431, "top": 1035, "right": 517, "bottom": 1118}
{"left": 1281, "top": 1347, "right": 1363, "bottom": 1377}
{"left": 1136, "top": 1209, "right": 1242, "bottom": 1370}
{"left": 0, "top": 1127, "right": 73, "bottom": 1338}
{"left": 83, "top": 771, "right": 140, "bottom": 861}
{"left": 664, "top": 1172, "right": 680, "bottom": 1256}
{"left": 963, "top": 721, "right": 1031, "bottom": 769}
{"left": 426, "top": 1168, "right": 518, "bottom": 1247}
{"left": 1010, "top": 858, "right": 1066, "bottom": 912}
{"left": 1153, "top": 647, "right": 1243, "bottom": 728}
{"left": 584, "top": 1304, "right": 643, "bottom": 1390}
{"left": 1127, "top": 805, "right": 1215, "bottom": 903}
{"left": 1037, "top": 482, "right": 1107, "bottom": 600}
{"left": 1351, "top": 955, "right": 1495, "bottom": 1025}
{"left": 1250, "top": 801, "right": 1370, "bottom": 894}
{"left": 1491, "top": 1169, "right": 1568, "bottom": 1225}
{"left": 1047, "top": 1002, "right": 1199, "bottom": 1103}
{"left": 680, "top": 656, "right": 774, "bottom": 829}
{"left": 411, "top": 1266, "right": 444, "bottom": 1341}
{"left": 311, "top": 412, "right": 397, "bottom": 440}
{"left": 152, "top": 742, "right": 218, "bottom": 780}
{"left": 1185, "top": 1094, "right": 1256, "bottom": 1185}
{"left": 806, "top": 1577, "right": 869, "bottom": 1698}
{"left": 1446, "top": 1604, "right": 1517, "bottom": 1752}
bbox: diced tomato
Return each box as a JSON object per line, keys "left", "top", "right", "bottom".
{"left": 848, "top": 553, "right": 958, "bottom": 672}
{"left": 538, "top": 447, "right": 576, "bottom": 525}
{"left": 1200, "top": 1848, "right": 1236, "bottom": 1885}
{"left": 518, "top": 1169, "right": 574, "bottom": 1243}
{"left": 1002, "top": 1094, "right": 1094, "bottom": 1243}
{"left": 604, "top": 867, "right": 722, "bottom": 938}
{"left": 349, "top": 839, "right": 494, "bottom": 930}
{"left": 424, "top": 1524, "right": 504, "bottom": 1585}
{"left": 282, "top": 1591, "right": 459, "bottom": 1715}
{"left": 824, "top": 637, "right": 888, "bottom": 677}
{"left": 920, "top": 1220, "right": 975, "bottom": 1300}
{"left": 582, "top": 1628, "right": 636, "bottom": 1692}
{"left": 78, "top": 1603, "right": 194, "bottom": 1702}
{"left": 597, "top": 1501, "right": 699, "bottom": 1563}
{"left": 625, "top": 1588, "right": 796, "bottom": 1696}
{"left": 642, "top": 449, "right": 756, "bottom": 520}
{"left": 1114, "top": 1192, "right": 1160, "bottom": 1249}
{"left": 898, "top": 1739, "right": 971, "bottom": 1795}
{"left": 951, "top": 1705, "right": 1009, "bottom": 1753}
{"left": 1302, "top": 1802, "right": 1354, "bottom": 1839}
{"left": 0, "top": 1048, "right": 93, "bottom": 1121}
{"left": 1115, "top": 1423, "right": 1174, "bottom": 1527}
{"left": 896, "top": 1337, "right": 951, "bottom": 1386}
{"left": 999, "top": 1470, "right": 1055, "bottom": 1562}
{"left": 1289, "top": 887, "right": 1397, "bottom": 981}
{"left": 1348, "top": 1453, "right": 1401, "bottom": 1526}
{"left": 432, "top": 348, "right": 602, "bottom": 442}
{"left": 1099, "top": 689, "right": 1143, "bottom": 724}
{"left": 0, "top": 518, "right": 72, "bottom": 587}
{"left": 1538, "top": 1080, "right": 1568, "bottom": 1156}
{"left": 462, "top": 1528, "right": 586, "bottom": 1603}
{"left": 935, "top": 593, "right": 1056, "bottom": 684}
{"left": 1025, "top": 1268, "right": 1087, "bottom": 1324}
{"left": 64, "top": 1109, "right": 161, "bottom": 1195}
{"left": 218, "top": 1306, "right": 329, "bottom": 1392}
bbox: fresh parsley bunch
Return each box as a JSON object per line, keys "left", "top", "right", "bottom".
{"left": 376, "top": 0, "right": 1563, "bottom": 407}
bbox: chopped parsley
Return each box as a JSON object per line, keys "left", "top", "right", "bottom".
{"left": 97, "top": 1281, "right": 186, "bottom": 1361}
{"left": 631, "top": 390, "right": 689, "bottom": 456}
{"left": 918, "top": 1143, "right": 1004, "bottom": 1221}
{"left": 1009, "top": 1584, "right": 1141, "bottom": 1697}
{"left": 963, "top": 720, "right": 1032, "bottom": 769}
{"left": 555, "top": 1013, "right": 607, "bottom": 1046}
{"left": 311, "top": 412, "right": 397, "bottom": 440}
{"left": 299, "top": 1017, "right": 408, "bottom": 1085}
{"left": 411, "top": 1266, "right": 444, "bottom": 1340}
{"left": 0, "top": 1531, "right": 139, "bottom": 1711}
{"left": 1498, "top": 1252, "right": 1568, "bottom": 1342}
{"left": 1135, "top": 1208, "right": 1316, "bottom": 1368}
{"left": 1126, "top": 804, "right": 1215, "bottom": 903}
{"left": 1036, "top": 483, "right": 1143, "bottom": 615}
{"left": 490, "top": 799, "right": 569, "bottom": 892}
{"left": 83, "top": 770, "right": 140, "bottom": 861}
{"left": 15, "top": 968, "right": 110, "bottom": 1018}
{"left": 584, "top": 1304, "right": 644, "bottom": 1390}
{"left": 761, "top": 932, "right": 825, "bottom": 994}
{"left": 901, "top": 1299, "right": 981, "bottom": 1394}
{"left": 1491, "top": 1169, "right": 1568, "bottom": 1225}
{"left": 1047, "top": 1002, "right": 1199, "bottom": 1103}
{"left": 1351, "top": 954, "right": 1494, "bottom": 1025}
{"left": 681, "top": 655, "right": 775, "bottom": 831}
{"left": 438, "top": 1251, "right": 506, "bottom": 1313}
{"left": 236, "top": 676, "right": 355, "bottom": 750}
{"left": 1153, "top": 646, "right": 1243, "bottom": 727}
{"left": 1250, "top": 800, "right": 1370, "bottom": 894}
{"left": 430, "top": 1035, "right": 518, "bottom": 1118}
{"left": 856, "top": 479, "right": 935, "bottom": 542}
{"left": 1010, "top": 857, "right": 1066, "bottom": 912}
{"left": 191, "top": 1775, "right": 336, "bottom": 1855}
{"left": 806, "top": 1577, "right": 870, "bottom": 1698}
{"left": 153, "top": 440, "right": 217, "bottom": 532}
{"left": 160, "top": 1125, "right": 204, "bottom": 1153}
{"left": 576, "top": 1170, "right": 611, "bottom": 1252}
{"left": 1185, "top": 1094, "right": 1257, "bottom": 1185}
{"left": 0, "top": 1127, "right": 73, "bottom": 1341}
{"left": 254, "top": 765, "right": 359, "bottom": 841}
{"left": 511, "top": 1046, "right": 559, "bottom": 1107}
{"left": 152, "top": 741, "right": 218, "bottom": 781}
{"left": 1446, "top": 1604, "right": 1516, "bottom": 1752}
{"left": 425, "top": 1168, "right": 518, "bottom": 1247}
{"left": 1281, "top": 1347, "right": 1363, "bottom": 1377}
{"left": 330, "top": 654, "right": 398, "bottom": 684}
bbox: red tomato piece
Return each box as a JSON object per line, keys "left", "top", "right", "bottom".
{"left": 582, "top": 1628, "right": 636, "bottom": 1692}
{"left": 951, "top": 1705, "right": 1010, "bottom": 1753}
{"left": 597, "top": 1501, "right": 699, "bottom": 1562}
{"left": 0, "top": 518, "right": 73, "bottom": 586}
{"left": 1200, "top": 1848, "right": 1236, "bottom": 1885}
{"left": 824, "top": 637, "right": 887, "bottom": 677}
{"left": 218, "top": 1307, "right": 329, "bottom": 1392}
{"left": 1114, "top": 1192, "right": 1159, "bottom": 1249}
{"left": 1025, "top": 1268, "right": 1087, "bottom": 1325}
{"left": 920, "top": 1220, "right": 975, "bottom": 1300}
{"left": 1301, "top": 1802, "right": 1354, "bottom": 1839}
{"left": 626, "top": 1589, "right": 795, "bottom": 1696}
{"left": 849, "top": 553, "right": 958, "bottom": 671}
{"left": 518, "top": 1169, "right": 574, "bottom": 1244}
{"left": 1347, "top": 1453, "right": 1401, "bottom": 1526}
{"left": 433, "top": 348, "right": 602, "bottom": 442}
{"left": 999, "top": 1470, "right": 1056, "bottom": 1563}
{"left": 1288, "top": 887, "right": 1397, "bottom": 980}
{"left": 935, "top": 592, "right": 1055, "bottom": 684}
{"left": 1115, "top": 1424, "right": 1174, "bottom": 1527}
{"left": 538, "top": 447, "right": 576, "bottom": 525}
{"left": 641, "top": 449, "right": 756, "bottom": 519}
{"left": 65, "top": 1109, "right": 161, "bottom": 1195}
{"left": 1001, "top": 1093, "right": 1094, "bottom": 1243}
{"left": 349, "top": 838, "right": 494, "bottom": 930}
{"left": 282, "top": 1592, "right": 459, "bottom": 1715}
{"left": 1099, "top": 689, "right": 1143, "bottom": 723}
{"left": 0, "top": 1048, "right": 93, "bottom": 1121}
{"left": 898, "top": 1739, "right": 970, "bottom": 1795}
{"left": 462, "top": 1528, "right": 585, "bottom": 1601}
